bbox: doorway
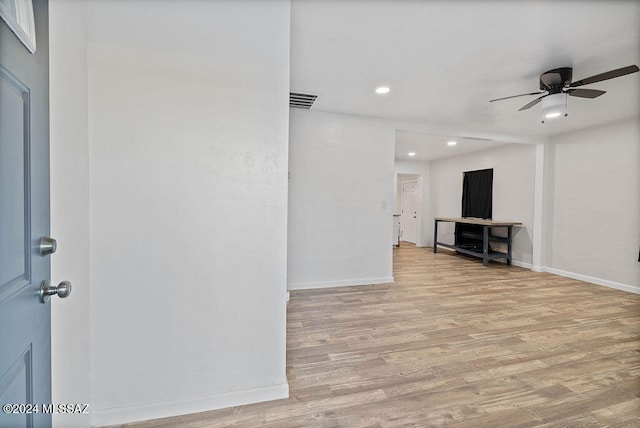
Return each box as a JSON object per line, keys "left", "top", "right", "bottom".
{"left": 401, "top": 181, "right": 418, "bottom": 243}
{"left": 396, "top": 173, "right": 421, "bottom": 245}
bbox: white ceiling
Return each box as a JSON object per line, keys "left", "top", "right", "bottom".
{"left": 290, "top": 0, "right": 640, "bottom": 160}
{"left": 395, "top": 130, "right": 507, "bottom": 162}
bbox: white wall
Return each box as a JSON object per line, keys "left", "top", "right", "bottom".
{"left": 49, "top": 1, "right": 91, "bottom": 427}
{"left": 548, "top": 118, "right": 640, "bottom": 292}
{"left": 429, "top": 144, "right": 536, "bottom": 265}
{"left": 288, "top": 110, "right": 395, "bottom": 289}
{"left": 86, "top": 1, "right": 291, "bottom": 425}
{"left": 395, "top": 160, "right": 430, "bottom": 247}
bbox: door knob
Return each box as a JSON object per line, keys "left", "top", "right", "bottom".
{"left": 38, "top": 236, "right": 57, "bottom": 256}
{"left": 39, "top": 280, "right": 72, "bottom": 303}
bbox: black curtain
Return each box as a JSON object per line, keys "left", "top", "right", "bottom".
{"left": 455, "top": 168, "right": 493, "bottom": 252}
{"left": 462, "top": 168, "right": 493, "bottom": 219}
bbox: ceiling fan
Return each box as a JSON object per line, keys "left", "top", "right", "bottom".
{"left": 489, "top": 65, "right": 640, "bottom": 118}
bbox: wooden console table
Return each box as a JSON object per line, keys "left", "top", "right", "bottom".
{"left": 433, "top": 217, "right": 522, "bottom": 267}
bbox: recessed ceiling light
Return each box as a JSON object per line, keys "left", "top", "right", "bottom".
{"left": 408, "top": 152, "right": 416, "bottom": 157}
{"left": 375, "top": 86, "right": 390, "bottom": 95}
{"left": 447, "top": 141, "right": 457, "bottom": 146}
{"left": 545, "top": 111, "right": 562, "bottom": 119}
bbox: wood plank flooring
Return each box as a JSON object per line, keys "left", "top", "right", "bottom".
{"left": 119, "top": 244, "right": 640, "bottom": 427}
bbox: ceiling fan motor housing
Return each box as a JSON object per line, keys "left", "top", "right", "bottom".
{"left": 539, "top": 67, "right": 573, "bottom": 92}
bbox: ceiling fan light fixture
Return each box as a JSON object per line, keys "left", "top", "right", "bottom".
{"left": 541, "top": 93, "right": 567, "bottom": 122}
{"left": 491, "top": 65, "right": 638, "bottom": 121}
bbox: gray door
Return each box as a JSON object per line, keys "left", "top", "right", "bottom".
{"left": 0, "top": 1, "right": 53, "bottom": 427}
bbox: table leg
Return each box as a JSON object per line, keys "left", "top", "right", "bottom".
{"left": 482, "top": 225, "right": 489, "bottom": 267}
{"left": 507, "top": 226, "right": 513, "bottom": 265}
{"left": 433, "top": 220, "right": 438, "bottom": 253}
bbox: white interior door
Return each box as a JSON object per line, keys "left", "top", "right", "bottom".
{"left": 401, "top": 181, "right": 418, "bottom": 244}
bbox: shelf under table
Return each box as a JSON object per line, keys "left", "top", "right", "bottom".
{"left": 433, "top": 217, "right": 521, "bottom": 267}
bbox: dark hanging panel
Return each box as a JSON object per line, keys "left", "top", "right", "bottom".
{"left": 455, "top": 168, "right": 494, "bottom": 253}
{"left": 462, "top": 168, "right": 493, "bottom": 219}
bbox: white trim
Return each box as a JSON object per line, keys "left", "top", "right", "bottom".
{"left": 544, "top": 267, "right": 639, "bottom": 295}
{"left": 511, "top": 260, "right": 532, "bottom": 270}
{"left": 91, "top": 382, "right": 289, "bottom": 427}
{"left": 482, "top": 257, "right": 532, "bottom": 270}
{"left": 288, "top": 276, "right": 394, "bottom": 290}
{"left": 492, "top": 261, "right": 638, "bottom": 296}
{"left": 532, "top": 143, "right": 546, "bottom": 268}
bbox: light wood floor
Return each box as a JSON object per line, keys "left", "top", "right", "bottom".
{"left": 120, "top": 243, "right": 640, "bottom": 427}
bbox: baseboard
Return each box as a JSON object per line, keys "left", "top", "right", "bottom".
{"left": 288, "top": 276, "right": 394, "bottom": 291}
{"left": 91, "top": 382, "right": 289, "bottom": 427}
{"left": 511, "top": 260, "right": 532, "bottom": 269}
{"left": 544, "top": 267, "right": 639, "bottom": 295}
{"left": 480, "top": 257, "right": 532, "bottom": 270}
{"left": 480, "top": 260, "right": 636, "bottom": 294}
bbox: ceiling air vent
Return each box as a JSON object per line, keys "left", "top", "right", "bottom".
{"left": 290, "top": 92, "right": 318, "bottom": 109}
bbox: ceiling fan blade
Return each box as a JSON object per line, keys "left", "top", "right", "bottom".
{"left": 566, "top": 88, "right": 606, "bottom": 99}
{"left": 489, "top": 91, "right": 544, "bottom": 103}
{"left": 518, "top": 95, "right": 547, "bottom": 111}
{"left": 569, "top": 65, "right": 639, "bottom": 88}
